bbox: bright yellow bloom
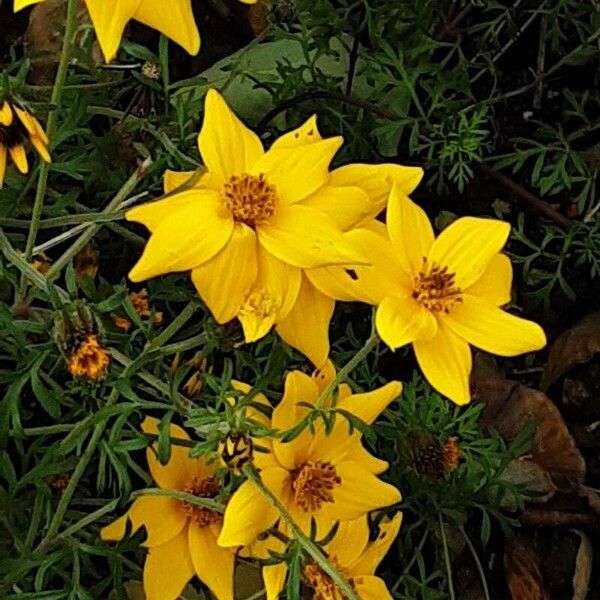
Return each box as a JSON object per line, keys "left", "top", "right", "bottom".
{"left": 127, "top": 90, "right": 371, "bottom": 358}
{"left": 14, "top": 0, "right": 249, "bottom": 62}
{"left": 319, "top": 187, "right": 547, "bottom": 405}
{"left": 101, "top": 418, "right": 235, "bottom": 600}
{"left": 217, "top": 369, "right": 402, "bottom": 548}
{"left": 0, "top": 101, "right": 50, "bottom": 187}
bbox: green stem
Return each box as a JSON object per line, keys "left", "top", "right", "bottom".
{"left": 314, "top": 333, "right": 379, "bottom": 410}
{"left": 460, "top": 526, "right": 490, "bottom": 600}
{"left": 33, "top": 302, "right": 198, "bottom": 555}
{"left": 44, "top": 157, "right": 152, "bottom": 282}
{"left": 438, "top": 513, "right": 456, "bottom": 600}
{"left": 242, "top": 465, "right": 360, "bottom": 600}
{"left": 21, "top": 0, "right": 78, "bottom": 265}
{"left": 133, "top": 488, "right": 224, "bottom": 513}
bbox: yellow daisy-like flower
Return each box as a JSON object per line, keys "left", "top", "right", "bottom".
{"left": 217, "top": 369, "right": 402, "bottom": 548}
{"left": 101, "top": 417, "right": 235, "bottom": 600}
{"left": 127, "top": 90, "right": 371, "bottom": 354}
{"left": 0, "top": 101, "right": 50, "bottom": 187}
{"left": 319, "top": 186, "right": 547, "bottom": 405}
{"left": 14, "top": 0, "right": 257, "bottom": 62}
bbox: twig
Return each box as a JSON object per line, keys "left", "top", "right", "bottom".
{"left": 478, "top": 164, "right": 572, "bottom": 230}
{"left": 438, "top": 5, "right": 473, "bottom": 40}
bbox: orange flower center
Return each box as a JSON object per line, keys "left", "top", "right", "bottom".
{"left": 223, "top": 173, "right": 277, "bottom": 226}
{"left": 291, "top": 460, "right": 341, "bottom": 512}
{"left": 67, "top": 334, "right": 110, "bottom": 380}
{"left": 181, "top": 476, "right": 222, "bottom": 527}
{"left": 304, "top": 562, "right": 361, "bottom": 600}
{"left": 412, "top": 258, "right": 463, "bottom": 314}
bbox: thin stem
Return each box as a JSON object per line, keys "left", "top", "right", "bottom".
{"left": 242, "top": 465, "right": 361, "bottom": 600}
{"left": 44, "top": 157, "right": 152, "bottom": 282}
{"left": 21, "top": 0, "right": 78, "bottom": 265}
{"left": 133, "top": 488, "right": 224, "bottom": 513}
{"left": 314, "top": 333, "right": 379, "bottom": 410}
{"left": 438, "top": 513, "right": 456, "bottom": 600}
{"left": 460, "top": 525, "right": 490, "bottom": 600}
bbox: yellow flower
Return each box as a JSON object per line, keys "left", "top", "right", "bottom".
{"left": 0, "top": 101, "right": 50, "bottom": 187}
{"left": 127, "top": 90, "right": 370, "bottom": 357}
{"left": 217, "top": 369, "right": 402, "bottom": 547}
{"left": 322, "top": 186, "right": 547, "bottom": 405}
{"left": 14, "top": 0, "right": 253, "bottom": 62}
{"left": 101, "top": 417, "right": 235, "bottom": 600}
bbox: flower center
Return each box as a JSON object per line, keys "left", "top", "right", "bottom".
{"left": 291, "top": 460, "right": 341, "bottom": 513}
{"left": 239, "top": 289, "right": 277, "bottom": 320}
{"left": 304, "top": 562, "right": 360, "bottom": 600}
{"left": 412, "top": 258, "right": 463, "bottom": 314}
{"left": 223, "top": 173, "right": 277, "bottom": 226}
{"left": 67, "top": 334, "right": 110, "bottom": 380}
{"left": 181, "top": 476, "right": 222, "bottom": 527}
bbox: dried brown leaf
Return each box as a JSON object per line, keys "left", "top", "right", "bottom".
{"left": 505, "top": 535, "right": 549, "bottom": 600}
{"left": 572, "top": 530, "right": 593, "bottom": 600}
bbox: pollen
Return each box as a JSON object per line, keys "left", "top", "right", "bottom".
{"left": 223, "top": 173, "right": 277, "bottom": 226}
{"left": 181, "top": 476, "right": 222, "bottom": 527}
{"left": 67, "top": 334, "right": 110, "bottom": 380}
{"left": 291, "top": 460, "right": 341, "bottom": 513}
{"left": 239, "top": 289, "right": 277, "bottom": 320}
{"left": 412, "top": 257, "right": 463, "bottom": 314}
{"left": 304, "top": 562, "right": 353, "bottom": 600}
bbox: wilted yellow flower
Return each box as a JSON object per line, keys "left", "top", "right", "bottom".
{"left": 67, "top": 334, "right": 109, "bottom": 380}
{"left": 101, "top": 418, "right": 235, "bottom": 600}
{"left": 74, "top": 242, "right": 99, "bottom": 283}
{"left": 127, "top": 90, "right": 372, "bottom": 358}
{"left": 31, "top": 252, "right": 52, "bottom": 275}
{"left": 14, "top": 0, "right": 240, "bottom": 62}
{"left": 442, "top": 437, "right": 461, "bottom": 472}
{"left": 217, "top": 370, "right": 402, "bottom": 547}
{"left": 318, "top": 186, "right": 546, "bottom": 405}
{"left": 0, "top": 101, "right": 50, "bottom": 187}
{"left": 112, "top": 315, "right": 132, "bottom": 332}
{"left": 129, "top": 289, "right": 162, "bottom": 323}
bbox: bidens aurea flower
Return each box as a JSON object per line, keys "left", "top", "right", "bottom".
{"left": 101, "top": 418, "right": 235, "bottom": 600}
{"left": 0, "top": 101, "right": 50, "bottom": 187}
{"left": 127, "top": 89, "right": 370, "bottom": 350}
{"left": 326, "top": 186, "right": 547, "bottom": 405}
{"left": 14, "top": 0, "right": 257, "bottom": 62}
{"left": 217, "top": 369, "right": 402, "bottom": 547}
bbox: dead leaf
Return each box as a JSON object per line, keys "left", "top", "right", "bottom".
{"left": 248, "top": 0, "right": 268, "bottom": 35}
{"left": 504, "top": 535, "right": 549, "bottom": 600}
{"left": 500, "top": 458, "right": 557, "bottom": 510}
{"left": 572, "top": 530, "right": 593, "bottom": 600}
{"left": 541, "top": 311, "right": 600, "bottom": 391}
{"left": 472, "top": 355, "right": 586, "bottom": 488}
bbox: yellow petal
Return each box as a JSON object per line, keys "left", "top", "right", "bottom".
{"left": 217, "top": 471, "right": 284, "bottom": 547}
{"left": 444, "top": 295, "right": 546, "bottom": 356}
{"left": 30, "top": 135, "right": 51, "bottom": 164}
{"left": 134, "top": 0, "right": 200, "bottom": 55}
{"left": 352, "top": 576, "right": 394, "bottom": 600}
{"left": 28, "top": 111, "right": 50, "bottom": 145}
{"left": 9, "top": 144, "right": 28, "bottom": 174}
{"left": 428, "top": 217, "right": 510, "bottom": 289}
{"left": 413, "top": 321, "right": 472, "bottom": 405}
{"left": 127, "top": 191, "right": 234, "bottom": 281}
{"left": 258, "top": 204, "right": 366, "bottom": 269}
{"left": 191, "top": 224, "right": 258, "bottom": 323}
{"left": 466, "top": 253, "right": 513, "bottom": 306}
{"left": 238, "top": 291, "right": 278, "bottom": 343}
{"left": 327, "top": 517, "right": 370, "bottom": 569}
{"left": 0, "top": 145, "right": 7, "bottom": 188}
{"left": 276, "top": 276, "right": 334, "bottom": 367}
{"left": 263, "top": 564, "right": 288, "bottom": 600}
{"left": 375, "top": 295, "right": 438, "bottom": 349}
{"left": 126, "top": 190, "right": 200, "bottom": 233}
{"left": 301, "top": 185, "right": 373, "bottom": 231}
{"left": 270, "top": 114, "right": 322, "bottom": 149}
{"left": 349, "top": 512, "right": 402, "bottom": 576}
{"left": 322, "top": 462, "right": 401, "bottom": 522}
{"left": 336, "top": 381, "right": 402, "bottom": 425}
{"left": 143, "top": 529, "right": 195, "bottom": 600}
{"left": 198, "top": 89, "right": 264, "bottom": 183}
{"left": 271, "top": 371, "right": 317, "bottom": 469}
{"left": 100, "top": 495, "right": 187, "bottom": 547}
{"left": 329, "top": 162, "right": 424, "bottom": 222}
{"left": 0, "top": 102, "right": 14, "bottom": 126}
{"left": 188, "top": 524, "right": 235, "bottom": 600}
{"left": 14, "top": 0, "right": 45, "bottom": 10}
{"left": 163, "top": 169, "right": 200, "bottom": 194}
{"left": 251, "top": 137, "right": 342, "bottom": 205}
{"left": 85, "top": 0, "right": 142, "bottom": 62}
{"left": 386, "top": 184, "right": 434, "bottom": 275}
{"left": 13, "top": 106, "right": 37, "bottom": 137}
{"left": 307, "top": 228, "right": 409, "bottom": 305}
{"left": 141, "top": 416, "right": 206, "bottom": 490}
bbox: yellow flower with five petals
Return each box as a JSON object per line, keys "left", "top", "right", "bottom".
{"left": 101, "top": 417, "right": 235, "bottom": 600}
